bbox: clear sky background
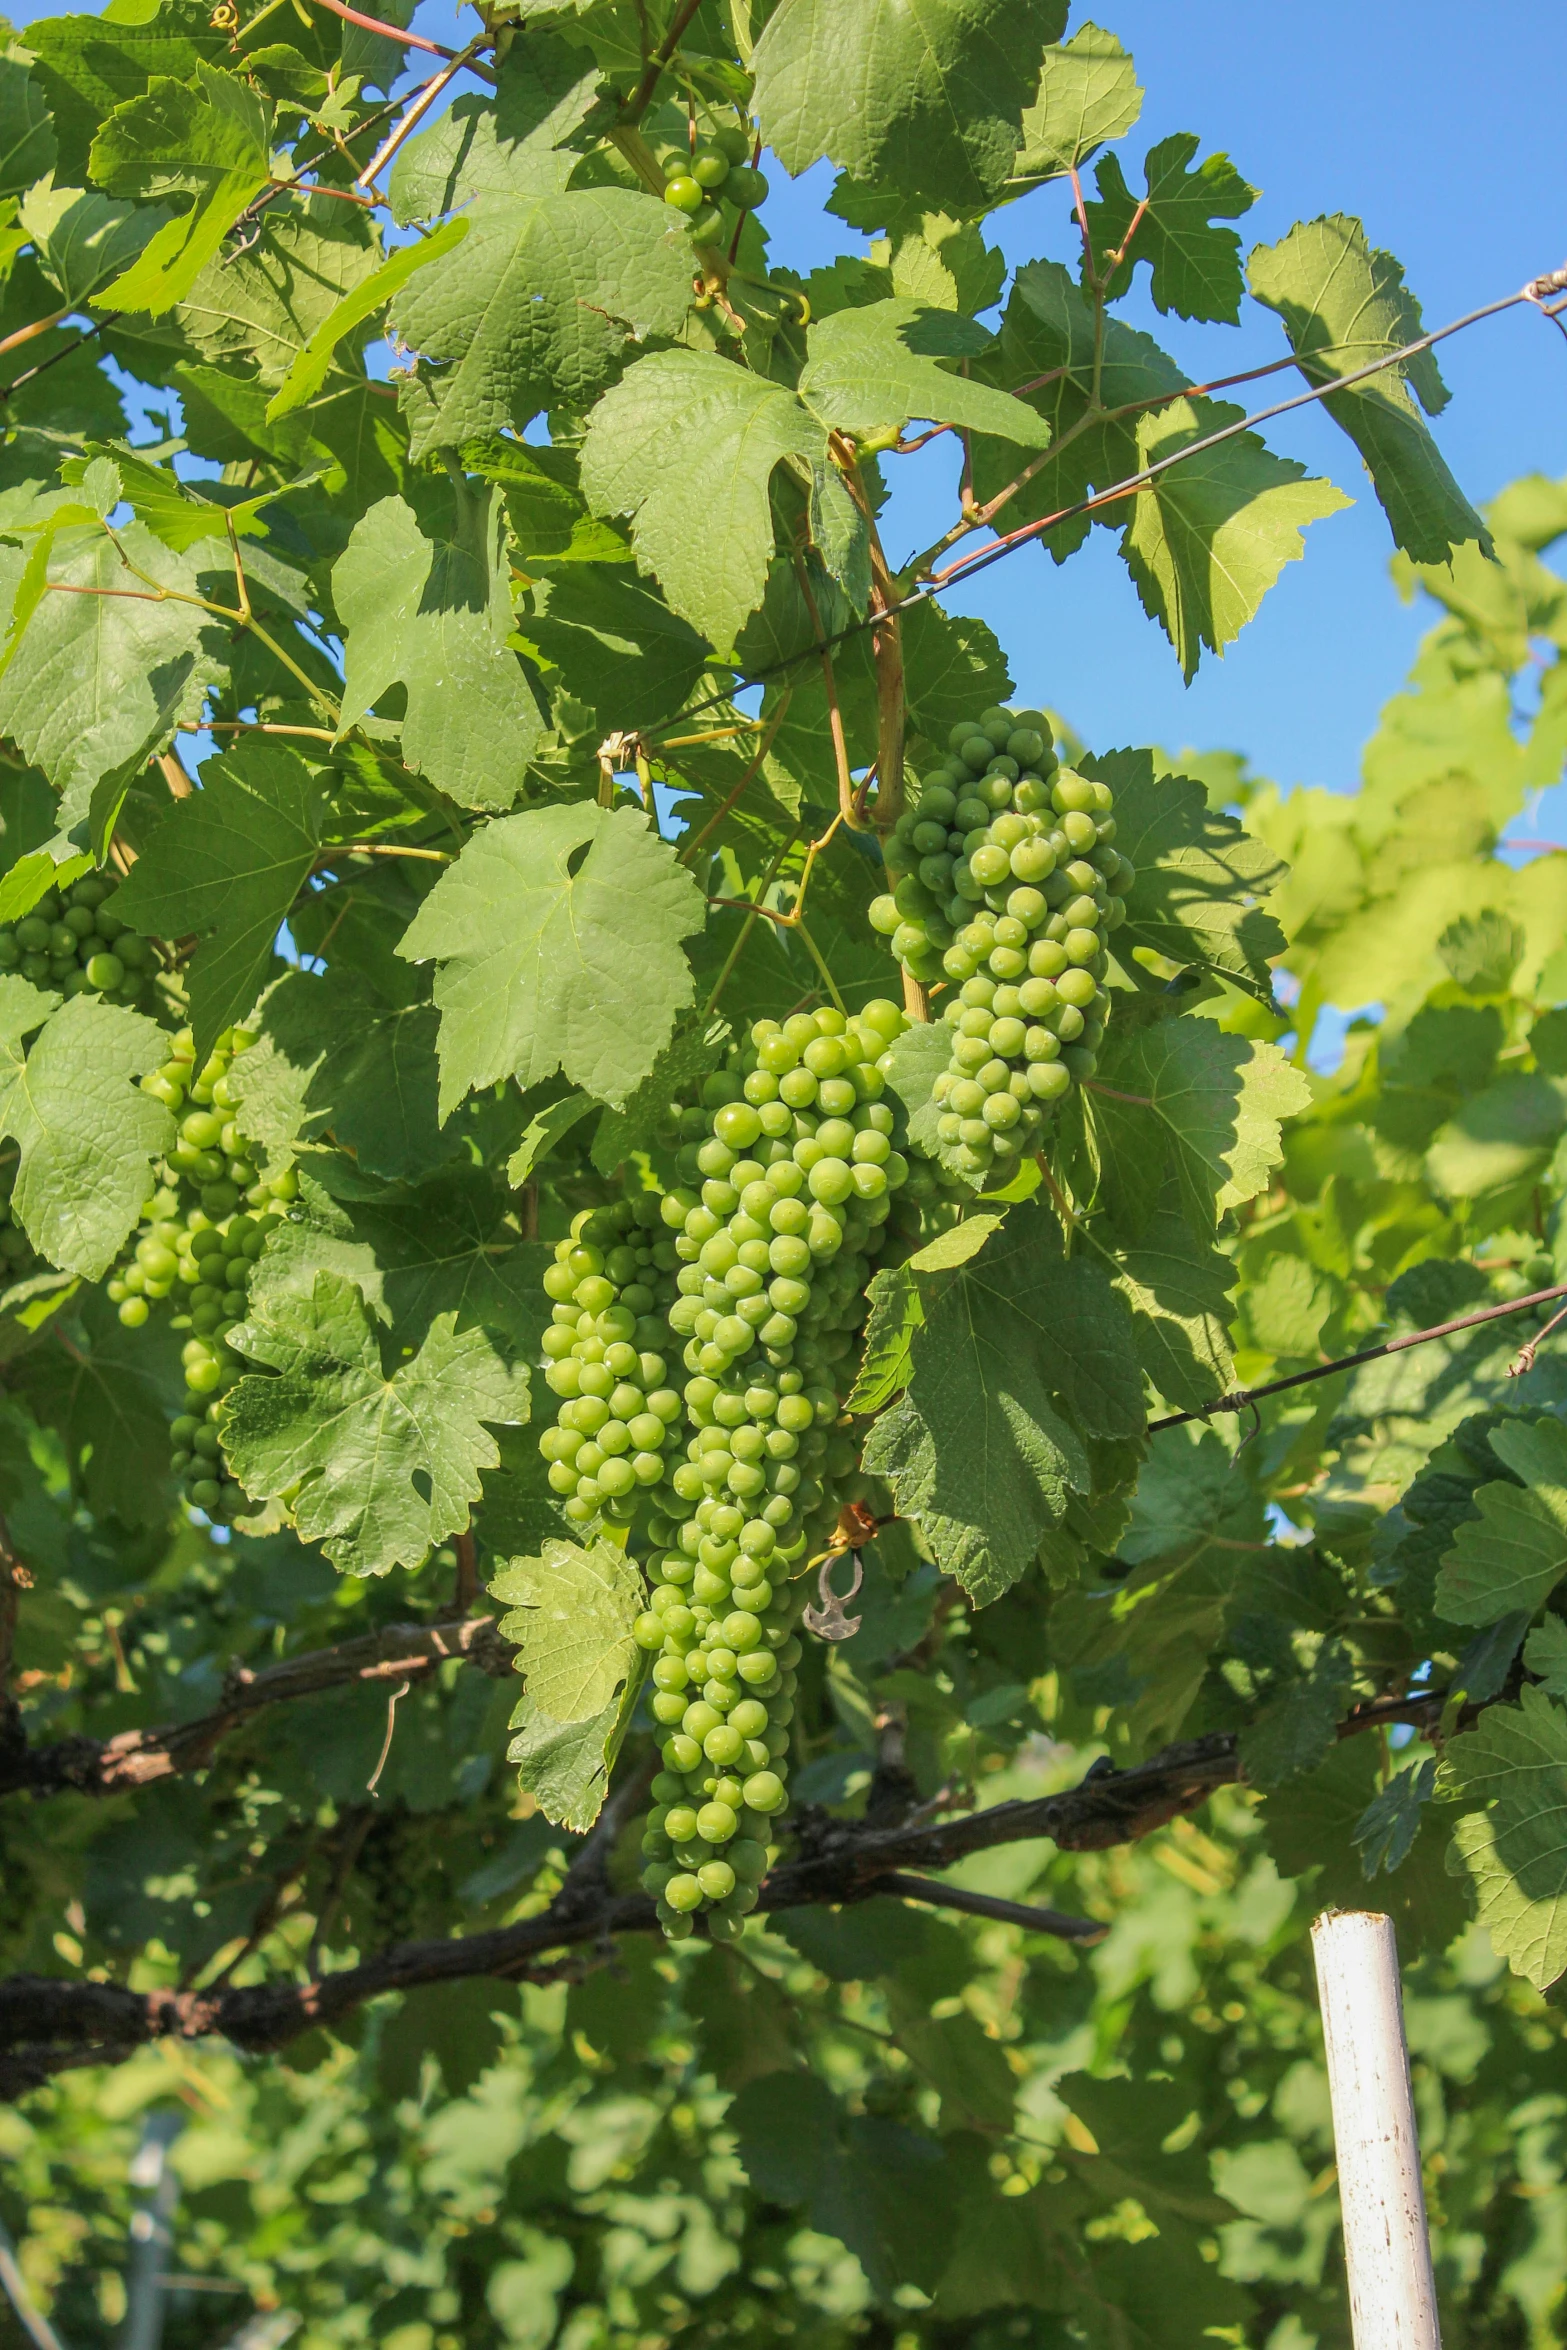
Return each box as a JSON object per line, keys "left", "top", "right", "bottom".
{"left": 13, "top": 0, "right": 1563, "bottom": 801}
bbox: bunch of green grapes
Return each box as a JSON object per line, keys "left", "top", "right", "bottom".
{"left": 108, "top": 1025, "right": 296, "bottom": 1522}
{"left": 661, "top": 121, "right": 768, "bottom": 243}
{"left": 538, "top": 1192, "right": 686, "bottom": 1532}
{"left": 633, "top": 1000, "right": 912, "bottom": 1939}
{"left": 870, "top": 707, "right": 1135, "bottom": 1182}
{"left": 0, "top": 871, "right": 156, "bottom": 1005}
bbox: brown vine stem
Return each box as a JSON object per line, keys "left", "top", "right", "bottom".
{"left": 356, "top": 34, "right": 493, "bottom": 189}
{"left": 1149, "top": 1276, "right": 1567, "bottom": 1434}
{"left": 0, "top": 1684, "right": 1485, "bottom": 2096}
{"left": 619, "top": 0, "right": 704, "bottom": 123}
{"left": 298, "top": 0, "right": 462, "bottom": 58}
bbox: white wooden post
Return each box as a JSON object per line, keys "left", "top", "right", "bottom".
{"left": 1311, "top": 1909, "right": 1442, "bottom": 2350}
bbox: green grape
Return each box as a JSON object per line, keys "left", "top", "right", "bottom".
{"left": 109, "top": 1022, "right": 286, "bottom": 1520}
{"left": 634, "top": 1006, "right": 917, "bottom": 1939}
{"left": 539, "top": 1184, "right": 683, "bottom": 1535}
{"left": 869, "top": 708, "right": 1132, "bottom": 1178}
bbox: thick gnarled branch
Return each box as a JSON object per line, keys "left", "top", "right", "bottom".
{"left": 0, "top": 1688, "right": 1467, "bottom": 2099}
{"left": 0, "top": 1616, "right": 517, "bottom": 1799}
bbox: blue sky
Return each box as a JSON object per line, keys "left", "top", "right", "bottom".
{"left": 17, "top": 0, "right": 1563, "bottom": 800}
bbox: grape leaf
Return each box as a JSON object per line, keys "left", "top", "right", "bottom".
{"left": 333, "top": 488, "right": 541, "bottom": 812}
{"left": 11, "top": 1287, "right": 181, "bottom": 1525}
{"left": 797, "top": 300, "right": 1052, "bottom": 447}
{"left": 1085, "top": 134, "right": 1257, "bottom": 324}
{"left": 386, "top": 46, "right": 691, "bottom": 456}
{"left": 1121, "top": 396, "right": 1350, "bottom": 679}
{"left": 1248, "top": 215, "right": 1492, "bottom": 567}
{"left": 1355, "top": 1755, "right": 1437, "bottom": 1878}
{"left": 223, "top": 965, "right": 449, "bottom": 1183}
{"left": 1083, "top": 749, "right": 1288, "bottom": 995}
{"left": 222, "top": 1270, "right": 529, "bottom": 1577}
{"left": 580, "top": 351, "right": 824, "bottom": 649}
{"left": 526, "top": 565, "right": 710, "bottom": 740}
{"left": 19, "top": 184, "right": 169, "bottom": 307}
{"left": 0, "top": 983, "right": 173, "bottom": 1279}
{"left": 0, "top": 55, "right": 57, "bottom": 195}
{"left": 1435, "top": 1417, "right": 1567, "bottom": 1627}
{"left": 0, "top": 519, "right": 221, "bottom": 806}
{"left": 175, "top": 203, "right": 381, "bottom": 387}
{"left": 112, "top": 737, "right": 326, "bottom": 1060}
{"left": 87, "top": 64, "right": 273, "bottom": 316}
{"left": 1112, "top": 1211, "right": 1236, "bottom": 1414}
{"left": 267, "top": 219, "right": 469, "bottom": 421}
{"left": 1524, "top": 1616, "right": 1567, "bottom": 1697}
{"left": 1239, "top": 1638, "right": 1355, "bottom": 1789}
{"left": 862, "top": 1199, "right": 1139, "bottom": 1602}
{"left": 1012, "top": 22, "right": 1141, "bottom": 185}
{"left": 1440, "top": 1685, "right": 1567, "bottom": 1989}
{"left": 1093, "top": 1023, "right": 1311, "bottom": 1234}
{"left": 26, "top": 2, "right": 231, "bottom": 183}
{"left": 400, "top": 802, "right": 705, "bottom": 1117}
{"left": 507, "top": 1088, "right": 595, "bottom": 1187}
{"left": 753, "top": 0, "right": 1068, "bottom": 216}
{"left": 490, "top": 1537, "right": 645, "bottom": 1723}
{"left": 495, "top": 1536, "right": 650, "bottom": 1830}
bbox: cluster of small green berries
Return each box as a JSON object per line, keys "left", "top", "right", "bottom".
{"left": 662, "top": 121, "right": 768, "bottom": 242}
{"left": 632, "top": 1003, "right": 912, "bottom": 1938}
{"left": 108, "top": 1026, "right": 296, "bottom": 1521}
{"left": 538, "top": 1193, "right": 684, "bottom": 1532}
{"left": 869, "top": 707, "right": 1135, "bottom": 1180}
{"left": 0, "top": 871, "right": 155, "bottom": 1004}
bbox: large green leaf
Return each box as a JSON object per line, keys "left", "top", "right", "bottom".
{"left": 490, "top": 1537, "right": 645, "bottom": 1724}
{"left": 18, "top": 183, "right": 169, "bottom": 307}
{"left": 1084, "top": 133, "right": 1257, "bottom": 323}
{"left": 27, "top": 1, "right": 231, "bottom": 184}
{"left": 87, "top": 63, "right": 273, "bottom": 315}
{"left": 0, "top": 982, "right": 172, "bottom": 1279}
{"left": 1093, "top": 1022, "right": 1311, "bottom": 1234}
{"left": 0, "top": 54, "right": 57, "bottom": 195}
{"left": 1113, "top": 1211, "right": 1236, "bottom": 1415}
{"left": 333, "top": 489, "right": 541, "bottom": 810}
{"left": 1436, "top": 1417, "right": 1567, "bottom": 1627}
{"left": 797, "top": 299, "right": 1052, "bottom": 446}
{"left": 386, "top": 47, "right": 690, "bottom": 456}
{"left": 112, "top": 737, "right": 327, "bottom": 1060}
{"left": 1083, "top": 749, "right": 1289, "bottom": 994}
{"left": 0, "top": 519, "right": 220, "bottom": 807}
{"left": 1121, "top": 395, "right": 1350, "bottom": 678}
{"left": 581, "top": 351, "right": 824, "bottom": 649}
{"left": 175, "top": 200, "right": 383, "bottom": 388}
{"left": 1012, "top": 22, "right": 1141, "bottom": 186}
{"left": 225, "top": 964, "right": 448, "bottom": 1184}
{"left": 1440, "top": 1685, "right": 1567, "bottom": 1989}
{"left": 753, "top": 0, "right": 1067, "bottom": 215}
{"left": 266, "top": 219, "right": 468, "bottom": 420}
{"left": 862, "top": 1199, "right": 1140, "bottom": 1601}
{"left": 222, "top": 1269, "right": 528, "bottom": 1577}
{"left": 1248, "top": 215, "right": 1492, "bottom": 567}
{"left": 494, "top": 1538, "right": 649, "bottom": 1831}
{"left": 398, "top": 802, "right": 706, "bottom": 1117}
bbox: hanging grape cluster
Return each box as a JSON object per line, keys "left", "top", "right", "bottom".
{"left": 538, "top": 1196, "right": 685, "bottom": 1532}
{"left": 109, "top": 1026, "right": 296, "bottom": 1524}
{"left": 870, "top": 705, "right": 1135, "bottom": 1183}
{"left": 628, "top": 999, "right": 913, "bottom": 1939}
{"left": 0, "top": 870, "right": 156, "bottom": 1006}
{"left": 661, "top": 120, "right": 768, "bottom": 244}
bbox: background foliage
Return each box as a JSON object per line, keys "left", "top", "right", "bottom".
{"left": 0, "top": 0, "right": 1561, "bottom": 2342}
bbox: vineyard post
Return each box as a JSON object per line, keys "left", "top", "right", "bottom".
{"left": 1312, "top": 1910, "right": 1441, "bottom": 2350}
